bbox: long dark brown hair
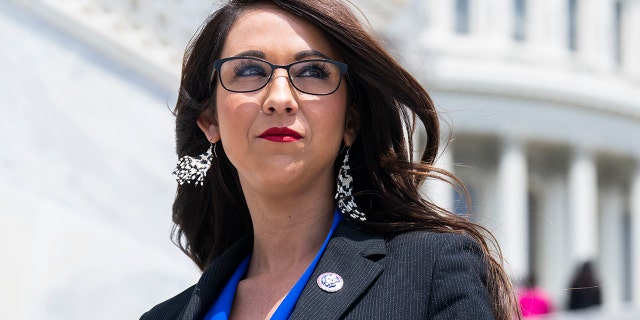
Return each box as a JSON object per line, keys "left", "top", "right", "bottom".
{"left": 171, "top": 0, "right": 520, "bottom": 318}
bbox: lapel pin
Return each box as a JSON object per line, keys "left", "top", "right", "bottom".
{"left": 317, "top": 272, "right": 344, "bottom": 293}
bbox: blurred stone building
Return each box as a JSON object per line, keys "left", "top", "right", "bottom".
{"left": 1, "top": 0, "right": 638, "bottom": 318}
{"left": 386, "top": 0, "right": 640, "bottom": 314}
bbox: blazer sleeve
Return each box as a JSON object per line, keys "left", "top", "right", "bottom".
{"left": 426, "top": 234, "right": 495, "bottom": 320}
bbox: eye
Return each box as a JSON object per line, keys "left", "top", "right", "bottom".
{"left": 233, "top": 61, "right": 269, "bottom": 77}
{"left": 295, "top": 62, "right": 331, "bottom": 79}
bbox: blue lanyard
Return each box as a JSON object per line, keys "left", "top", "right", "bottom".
{"left": 204, "top": 210, "right": 343, "bottom": 320}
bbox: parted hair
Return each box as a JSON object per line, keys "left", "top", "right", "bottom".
{"left": 171, "top": 0, "right": 520, "bottom": 319}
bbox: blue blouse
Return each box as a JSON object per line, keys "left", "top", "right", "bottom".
{"left": 204, "top": 210, "right": 343, "bottom": 320}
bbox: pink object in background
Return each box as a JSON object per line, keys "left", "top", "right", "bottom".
{"left": 518, "top": 287, "right": 553, "bottom": 318}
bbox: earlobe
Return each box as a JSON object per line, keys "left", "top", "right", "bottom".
{"left": 196, "top": 109, "right": 221, "bottom": 143}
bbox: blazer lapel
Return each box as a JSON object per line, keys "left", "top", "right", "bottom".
{"left": 290, "top": 223, "right": 386, "bottom": 320}
{"left": 178, "top": 235, "right": 253, "bottom": 320}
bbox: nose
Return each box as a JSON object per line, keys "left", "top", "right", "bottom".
{"left": 262, "top": 69, "right": 298, "bottom": 114}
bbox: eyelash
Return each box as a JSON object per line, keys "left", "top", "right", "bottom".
{"left": 233, "top": 61, "right": 267, "bottom": 77}
{"left": 295, "top": 63, "right": 331, "bottom": 78}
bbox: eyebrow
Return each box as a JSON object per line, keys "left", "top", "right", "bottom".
{"left": 233, "top": 50, "right": 266, "bottom": 59}
{"left": 232, "top": 49, "right": 332, "bottom": 61}
{"left": 294, "top": 50, "right": 331, "bottom": 60}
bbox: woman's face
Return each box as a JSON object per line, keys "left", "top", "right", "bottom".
{"left": 198, "top": 4, "right": 358, "bottom": 197}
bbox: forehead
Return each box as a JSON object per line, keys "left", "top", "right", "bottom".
{"left": 220, "top": 4, "right": 339, "bottom": 60}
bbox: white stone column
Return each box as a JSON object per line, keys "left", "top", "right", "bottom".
{"left": 538, "top": 175, "right": 570, "bottom": 307}
{"left": 497, "top": 139, "right": 528, "bottom": 279}
{"left": 600, "top": 186, "right": 624, "bottom": 308}
{"left": 526, "top": 0, "right": 547, "bottom": 44}
{"left": 417, "top": 0, "right": 456, "bottom": 46}
{"left": 427, "top": 0, "right": 455, "bottom": 34}
{"left": 576, "top": 0, "right": 616, "bottom": 70}
{"left": 568, "top": 148, "right": 598, "bottom": 266}
{"left": 631, "top": 162, "right": 640, "bottom": 308}
{"left": 421, "top": 144, "right": 454, "bottom": 212}
{"left": 471, "top": 0, "right": 512, "bottom": 43}
{"left": 471, "top": 0, "right": 489, "bottom": 36}
{"left": 527, "top": 0, "right": 568, "bottom": 55}
{"left": 622, "top": 0, "right": 640, "bottom": 77}
{"left": 488, "top": 0, "right": 513, "bottom": 42}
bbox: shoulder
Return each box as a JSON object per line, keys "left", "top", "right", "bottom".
{"left": 385, "top": 230, "right": 488, "bottom": 288}
{"left": 139, "top": 236, "right": 253, "bottom": 319}
{"left": 139, "top": 285, "right": 195, "bottom": 320}
{"left": 387, "top": 229, "right": 478, "bottom": 247}
{"left": 333, "top": 227, "right": 495, "bottom": 319}
{"left": 386, "top": 230, "right": 494, "bottom": 318}
{"left": 334, "top": 222, "right": 485, "bottom": 267}
{"left": 385, "top": 230, "right": 485, "bottom": 264}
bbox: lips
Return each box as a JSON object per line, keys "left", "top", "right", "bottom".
{"left": 258, "top": 127, "right": 302, "bottom": 142}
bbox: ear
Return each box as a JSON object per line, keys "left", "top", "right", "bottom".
{"left": 343, "top": 104, "right": 360, "bottom": 146}
{"left": 196, "top": 108, "right": 221, "bottom": 143}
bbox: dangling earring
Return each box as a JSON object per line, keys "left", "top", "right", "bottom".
{"left": 172, "top": 142, "right": 217, "bottom": 186}
{"left": 335, "top": 147, "right": 366, "bottom": 221}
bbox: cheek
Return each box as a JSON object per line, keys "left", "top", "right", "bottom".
{"left": 326, "top": 92, "right": 349, "bottom": 124}
{"left": 312, "top": 96, "right": 348, "bottom": 138}
{"left": 215, "top": 94, "right": 244, "bottom": 139}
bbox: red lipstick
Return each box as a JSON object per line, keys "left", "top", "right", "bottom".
{"left": 258, "top": 127, "right": 302, "bottom": 142}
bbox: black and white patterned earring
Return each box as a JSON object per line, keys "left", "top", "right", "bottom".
{"left": 335, "top": 147, "right": 366, "bottom": 221}
{"left": 172, "top": 142, "right": 217, "bottom": 186}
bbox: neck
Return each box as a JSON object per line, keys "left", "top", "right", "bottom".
{"left": 244, "top": 190, "right": 336, "bottom": 277}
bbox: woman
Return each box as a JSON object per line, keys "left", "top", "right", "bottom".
{"left": 142, "top": 0, "right": 520, "bottom": 319}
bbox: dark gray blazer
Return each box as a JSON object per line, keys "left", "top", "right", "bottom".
{"left": 141, "top": 222, "right": 495, "bottom": 319}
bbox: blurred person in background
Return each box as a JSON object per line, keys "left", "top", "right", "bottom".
{"left": 567, "top": 261, "right": 602, "bottom": 311}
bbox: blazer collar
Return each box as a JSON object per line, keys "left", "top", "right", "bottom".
{"left": 290, "top": 222, "right": 386, "bottom": 319}
{"left": 179, "top": 235, "right": 253, "bottom": 320}
{"left": 177, "top": 221, "right": 386, "bottom": 320}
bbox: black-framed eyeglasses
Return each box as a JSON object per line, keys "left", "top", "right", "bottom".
{"left": 213, "top": 57, "right": 348, "bottom": 96}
